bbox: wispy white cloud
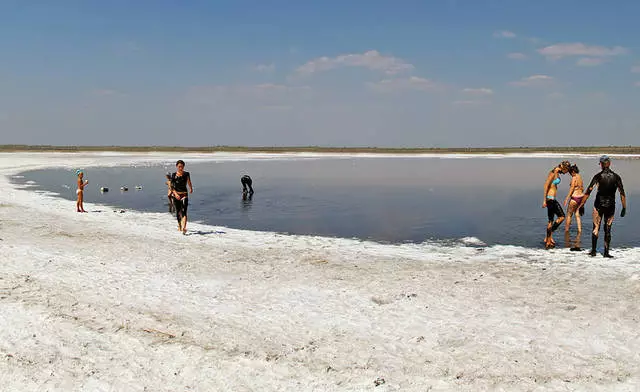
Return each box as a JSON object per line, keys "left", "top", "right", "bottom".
{"left": 507, "top": 52, "right": 527, "bottom": 60}
{"left": 509, "top": 74, "right": 554, "bottom": 87}
{"left": 295, "top": 50, "right": 414, "bottom": 76}
{"left": 462, "top": 88, "right": 493, "bottom": 96}
{"left": 493, "top": 30, "right": 516, "bottom": 39}
{"left": 367, "top": 76, "right": 439, "bottom": 93}
{"left": 576, "top": 57, "right": 608, "bottom": 67}
{"left": 538, "top": 43, "right": 628, "bottom": 60}
{"left": 631, "top": 65, "right": 640, "bottom": 73}
{"left": 253, "top": 63, "right": 275, "bottom": 73}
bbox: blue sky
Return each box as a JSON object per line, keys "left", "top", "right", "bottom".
{"left": 1, "top": 0, "right": 640, "bottom": 147}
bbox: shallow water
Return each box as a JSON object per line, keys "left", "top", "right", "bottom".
{"left": 13, "top": 156, "right": 640, "bottom": 248}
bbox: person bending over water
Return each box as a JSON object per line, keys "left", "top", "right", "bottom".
{"left": 563, "top": 164, "right": 585, "bottom": 233}
{"left": 170, "top": 160, "right": 193, "bottom": 235}
{"left": 578, "top": 155, "right": 627, "bottom": 258}
{"left": 542, "top": 161, "right": 570, "bottom": 248}
{"left": 241, "top": 175, "right": 254, "bottom": 195}
{"left": 76, "top": 170, "right": 89, "bottom": 213}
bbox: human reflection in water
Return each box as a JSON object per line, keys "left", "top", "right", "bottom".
{"left": 564, "top": 231, "right": 582, "bottom": 251}
{"left": 241, "top": 191, "right": 253, "bottom": 211}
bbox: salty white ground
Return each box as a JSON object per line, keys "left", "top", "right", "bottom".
{"left": 1, "top": 152, "right": 639, "bottom": 392}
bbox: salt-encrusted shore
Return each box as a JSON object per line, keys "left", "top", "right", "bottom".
{"left": 1, "top": 152, "right": 639, "bottom": 391}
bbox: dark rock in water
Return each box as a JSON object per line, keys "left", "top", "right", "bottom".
{"left": 374, "top": 377, "right": 385, "bottom": 386}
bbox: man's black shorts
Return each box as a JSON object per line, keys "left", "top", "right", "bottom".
{"left": 595, "top": 204, "right": 615, "bottom": 222}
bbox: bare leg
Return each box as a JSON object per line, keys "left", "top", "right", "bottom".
{"left": 546, "top": 217, "right": 565, "bottom": 248}
{"left": 181, "top": 216, "right": 188, "bottom": 234}
{"left": 77, "top": 191, "right": 86, "bottom": 212}
{"left": 565, "top": 200, "right": 578, "bottom": 232}
{"left": 590, "top": 208, "right": 602, "bottom": 256}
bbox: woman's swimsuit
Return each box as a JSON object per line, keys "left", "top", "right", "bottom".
{"left": 171, "top": 172, "right": 190, "bottom": 223}
{"left": 546, "top": 173, "right": 564, "bottom": 221}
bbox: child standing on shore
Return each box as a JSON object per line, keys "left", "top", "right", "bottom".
{"left": 76, "top": 170, "right": 88, "bottom": 212}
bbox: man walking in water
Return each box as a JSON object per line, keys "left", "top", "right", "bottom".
{"left": 578, "top": 155, "right": 627, "bottom": 258}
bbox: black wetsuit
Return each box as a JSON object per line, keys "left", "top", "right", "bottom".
{"left": 584, "top": 167, "right": 625, "bottom": 256}
{"left": 241, "top": 175, "right": 253, "bottom": 194}
{"left": 171, "top": 172, "right": 190, "bottom": 223}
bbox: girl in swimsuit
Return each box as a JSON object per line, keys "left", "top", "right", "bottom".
{"left": 563, "top": 164, "right": 585, "bottom": 233}
{"left": 543, "top": 161, "right": 570, "bottom": 248}
{"left": 76, "top": 170, "right": 89, "bottom": 213}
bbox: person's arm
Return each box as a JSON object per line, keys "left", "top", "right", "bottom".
{"left": 188, "top": 173, "right": 193, "bottom": 194}
{"left": 542, "top": 170, "right": 554, "bottom": 207}
{"left": 579, "top": 173, "right": 599, "bottom": 209}
{"left": 618, "top": 174, "right": 627, "bottom": 215}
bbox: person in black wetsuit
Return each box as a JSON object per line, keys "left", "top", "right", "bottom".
{"left": 578, "top": 155, "right": 627, "bottom": 258}
{"left": 170, "top": 160, "right": 193, "bottom": 235}
{"left": 241, "top": 175, "right": 254, "bottom": 195}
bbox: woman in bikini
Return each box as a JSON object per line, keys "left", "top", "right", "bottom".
{"left": 170, "top": 160, "right": 193, "bottom": 235}
{"left": 542, "top": 160, "right": 570, "bottom": 248}
{"left": 76, "top": 169, "right": 89, "bottom": 213}
{"left": 563, "top": 164, "right": 585, "bottom": 234}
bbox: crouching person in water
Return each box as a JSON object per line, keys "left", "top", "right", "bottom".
{"left": 241, "top": 175, "right": 254, "bottom": 195}
{"left": 170, "top": 160, "right": 193, "bottom": 235}
{"left": 579, "top": 155, "right": 627, "bottom": 258}
{"left": 542, "top": 161, "right": 570, "bottom": 248}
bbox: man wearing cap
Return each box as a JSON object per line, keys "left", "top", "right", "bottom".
{"left": 578, "top": 155, "right": 627, "bottom": 257}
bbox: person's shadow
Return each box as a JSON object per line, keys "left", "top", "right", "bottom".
{"left": 186, "top": 230, "right": 226, "bottom": 236}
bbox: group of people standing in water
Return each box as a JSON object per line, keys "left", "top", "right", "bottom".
{"left": 543, "top": 155, "right": 627, "bottom": 257}
{"left": 75, "top": 156, "right": 626, "bottom": 250}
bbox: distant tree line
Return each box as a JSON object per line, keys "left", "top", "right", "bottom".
{"left": 1, "top": 144, "right": 639, "bottom": 155}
